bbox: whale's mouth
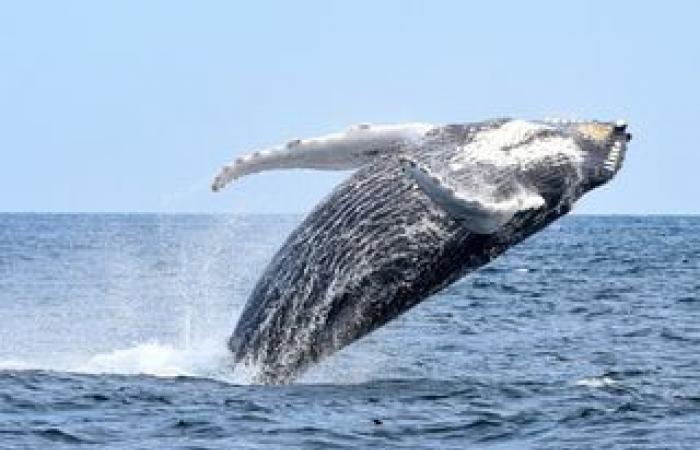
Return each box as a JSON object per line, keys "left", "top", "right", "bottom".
{"left": 602, "top": 121, "right": 631, "bottom": 175}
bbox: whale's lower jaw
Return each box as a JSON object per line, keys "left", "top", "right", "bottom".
{"left": 228, "top": 162, "right": 567, "bottom": 384}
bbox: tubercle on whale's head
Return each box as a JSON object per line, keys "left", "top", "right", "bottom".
{"left": 542, "top": 118, "right": 632, "bottom": 190}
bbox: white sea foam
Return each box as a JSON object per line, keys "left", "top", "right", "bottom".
{"left": 0, "top": 359, "right": 33, "bottom": 371}
{"left": 77, "top": 341, "right": 220, "bottom": 378}
{"left": 0, "top": 340, "right": 250, "bottom": 384}
{"left": 574, "top": 376, "right": 617, "bottom": 388}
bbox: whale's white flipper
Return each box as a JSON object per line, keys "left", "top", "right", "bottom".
{"left": 400, "top": 158, "right": 545, "bottom": 234}
{"left": 212, "top": 123, "right": 434, "bottom": 191}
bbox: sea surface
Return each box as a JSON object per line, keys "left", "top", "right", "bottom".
{"left": 0, "top": 214, "right": 699, "bottom": 449}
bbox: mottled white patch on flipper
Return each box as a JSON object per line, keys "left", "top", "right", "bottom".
{"left": 212, "top": 123, "right": 434, "bottom": 191}
{"left": 400, "top": 158, "right": 545, "bottom": 234}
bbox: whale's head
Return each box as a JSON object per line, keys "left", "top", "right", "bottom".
{"left": 427, "top": 118, "right": 632, "bottom": 226}
{"left": 566, "top": 120, "right": 632, "bottom": 189}
{"left": 443, "top": 118, "right": 631, "bottom": 201}
{"left": 502, "top": 118, "right": 632, "bottom": 207}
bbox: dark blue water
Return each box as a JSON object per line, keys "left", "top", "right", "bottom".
{"left": 1, "top": 214, "right": 699, "bottom": 449}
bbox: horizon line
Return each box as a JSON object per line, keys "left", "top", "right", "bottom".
{"left": 1, "top": 211, "right": 698, "bottom": 217}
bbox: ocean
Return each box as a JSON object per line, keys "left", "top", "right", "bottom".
{"left": 0, "top": 214, "right": 698, "bottom": 449}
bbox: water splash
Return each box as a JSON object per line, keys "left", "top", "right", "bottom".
{"left": 75, "top": 340, "right": 245, "bottom": 382}
{"left": 183, "top": 305, "right": 192, "bottom": 351}
{"left": 0, "top": 214, "right": 270, "bottom": 384}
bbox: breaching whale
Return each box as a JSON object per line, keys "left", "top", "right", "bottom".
{"left": 212, "top": 118, "right": 631, "bottom": 384}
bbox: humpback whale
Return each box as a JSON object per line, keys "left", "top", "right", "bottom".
{"left": 212, "top": 118, "right": 631, "bottom": 384}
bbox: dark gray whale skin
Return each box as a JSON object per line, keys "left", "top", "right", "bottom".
{"left": 228, "top": 119, "right": 629, "bottom": 383}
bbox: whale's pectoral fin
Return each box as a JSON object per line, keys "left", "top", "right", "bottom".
{"left": 400, "top": 158, "right": 545, "bottom": 234}
{"left": 211, "top": 123, "right": 435, "bottom": 192}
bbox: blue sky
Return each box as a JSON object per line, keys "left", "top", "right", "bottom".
{"left": 1, "top": 1, "right": 698, "bottom": 214}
